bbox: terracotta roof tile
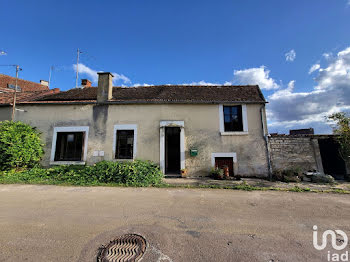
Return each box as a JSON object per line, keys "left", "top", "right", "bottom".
{"left": 0, "top": 74, "right": 49, "bottom": 92}
{"left": 36, "top": 85, "right": 266, "bottom": 104}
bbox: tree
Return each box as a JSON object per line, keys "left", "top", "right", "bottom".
{"left": 328, "top": 112, "right": 350, "bottom": 162}
{"left": 0, "top": 121, "right": 44, "bottom": 170}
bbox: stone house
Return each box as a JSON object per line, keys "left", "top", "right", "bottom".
{"left": 0, "top": 72, "right": 270, "bottom": 177}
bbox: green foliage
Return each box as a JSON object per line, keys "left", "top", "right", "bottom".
{"left": 0, "top": 121, "right": 44, "bottom": 170}
{"left": 328, "top": 112, "right": 350, "bottom": 161}
{"left": 272, "top": 167, "right": 302, "bottom": 183}
{"left": 210, "top": 167, "right": 224, "bottom": 179}
{"left": 0, "top": 160, "right": 163, "bottom": 186}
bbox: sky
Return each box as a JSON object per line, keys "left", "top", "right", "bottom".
{"left": 1, "top": 0, "right": 350, "bottom": 134}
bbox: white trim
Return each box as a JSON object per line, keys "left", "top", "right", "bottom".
{"left": 50, "top": 161, "right": 86, "bottom": 165}
{"left": 50, "top": 126, "right": 89, "bottom": 164}
{"left": 219, "top": 104, "right": 224, "bottom": 133}
{"left": 211, "top": 152, "right": 238, "bottom": 175}
{"left": 242, "top": 104, "right": 248, "bottom": 132}
{"left": 180, "top": 128, "right": 185, "bottom": 170}
{"left": 160, "top": 120, "right": 184, "bottom": 128}
{"left": 220, "top": 131, "right": 248, "bottom": 136}
{"left": 219, "top": 104, "right": 248, "bottom": 135}
{"left": 160, "top": 127, "right": 165, "bottom": 172}
{"left": 113, "top": 124, "right": 137, "bottom": 160}
{"left": 159, "top": 121, "right": 185, "bottom": 174}
{"left": 211, "top": 152, "right": 237, "bottom": 166}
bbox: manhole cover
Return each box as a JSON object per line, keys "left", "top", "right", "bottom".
{"left": 97, "top": 234, "right": 146, "bottom": 262}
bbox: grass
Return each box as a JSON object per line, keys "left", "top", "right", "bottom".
{"left": 1, "top": 170, "right": 349, "bottom": 194}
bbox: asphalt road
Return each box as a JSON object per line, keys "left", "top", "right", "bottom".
{"left": 0, "top": 185, "right": 349, "bottom": 262}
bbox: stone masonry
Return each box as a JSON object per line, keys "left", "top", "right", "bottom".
{"left": 268, "top": 135, "right": 324, "bottom": 173}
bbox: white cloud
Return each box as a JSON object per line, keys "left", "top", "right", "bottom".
{"left": 267, "top": 46, "right": 350, "bottom": 134}
{"left": 73, "top": 63, "right": 131, "bottom": 85}
{"left": 309, "top": 63, "right": 320, "bottom": 74}
{"left": 285, "top": 49, "right": 296, "bottom": 62}
{"left": 322, "top": 52, "right": 332, "bottom": 60}
{"left": 133, "top": 83, "right": 153, "bottom": 87}
{"left": 232, "top": 66, "right": 279, "bottom": 90}
{"left": 180, "top": 80, "right": 220, "bottom": 86}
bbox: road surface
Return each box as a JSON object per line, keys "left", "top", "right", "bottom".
{"left": 0, "top": 184, "right": 349, "bottom": 261}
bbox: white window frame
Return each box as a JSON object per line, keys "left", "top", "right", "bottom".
{"left": 159, "top": 120, "right": 185, "bottom": 174}
{"left": 113, "top": 124, "right": 137, "bottom": 160}
{"left": 50, "top": 126, "right": 89, "bottom": 165}
{"left": 211, "top": 152, "right": 238, "bottom": 175}
{"left": 219, "top": 104, "right": 248, "bottom": 135}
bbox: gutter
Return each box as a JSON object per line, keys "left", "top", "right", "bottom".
{"left": 0, "top": 100, "right": 268, "bottom": 107}
{"left": 260, "top": 105, "right": 273, "bottom": 180}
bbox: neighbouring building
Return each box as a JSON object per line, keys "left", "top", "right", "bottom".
{"left": 269, "top": 134, "right": 349, "bottom": 180}
{"left": 289, "top": 128, "right": 314, "bottom": 135}
{"left": 0, "top": 72, "right": 270, "bottom": 177}
{"left": 0, "top": 73, "right": 60, "bottom": 120}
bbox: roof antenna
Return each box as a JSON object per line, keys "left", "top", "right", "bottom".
{"left": 75, "top": 48, "right": 82, "bottom": 88}
{"left": 48, "top": 66, "right": 54, "bottom": 89}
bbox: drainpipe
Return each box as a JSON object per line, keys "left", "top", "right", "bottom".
{"left": 260, "top": 105, "right": 272, "bottom": 180}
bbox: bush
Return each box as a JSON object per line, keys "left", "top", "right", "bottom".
{"left": 311, "top": 174, "right": 335, "bottom": 184}
{"left": 272, "top": 167, "right": 302, "bottom": 183}
{"left": 0, "top": 121, "right": 44, "bottom": 170}
{"left": 0, "top": 160, "right": 164, "bottom": 186}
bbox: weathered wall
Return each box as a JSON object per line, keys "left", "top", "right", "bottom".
{"left": 3, "top": 103, "right": 269, "bottom": 177}
{"left": 0, "top": 107, "right": 11, "bottom": 121}
{"left": 268, "top": 136, "right": 323, "bottom": 172}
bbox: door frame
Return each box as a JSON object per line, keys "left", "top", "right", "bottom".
{"left": 160, "top": 121, "right": 185, "bottom": 174}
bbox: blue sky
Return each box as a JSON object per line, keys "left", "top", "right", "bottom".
{"left": 1, "top": 0, "right": 350, "bottom": 134}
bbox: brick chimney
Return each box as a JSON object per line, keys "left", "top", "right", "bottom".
{"left": 97, "top": 72, "right": 114, "bottom": 103}
{"left": 81, "top": 79, "right": 92, "bottom": 88}
{"left": 40, "top": 80, "right": 49, "bottom": 86}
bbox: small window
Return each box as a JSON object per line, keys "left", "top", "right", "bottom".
{"left": 223, "top": 105, "right": 243, "bottom": 132}
{"left": 116, "top": 130, "right": 134, "bottom": 159}
{"left": 7, "top": 84, "right": 22, "bottom": 91}
{"left": 54, "top": 132, "right": 85, "bottom": 161}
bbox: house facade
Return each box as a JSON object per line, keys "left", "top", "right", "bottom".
{"left": 0, "top": 72, "right": 270, "bottom": 177}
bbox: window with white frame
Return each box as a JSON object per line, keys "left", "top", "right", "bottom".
{"left": 219, "top": 104, "right": 248, "bottom": 134}
{"left": 114, "top": 124, "right": 137, "bottom": 160}
{"left": 50, "top": 126, "right": 89, "bottom": 163}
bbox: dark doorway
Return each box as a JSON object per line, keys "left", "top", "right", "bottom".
{"left": 165, "top": 127, "right": 181, "bottom": 174}
{"left": 215, "top": 157, "right": 234, "bottom": 176}
{"left": 318, "top": 138, "right": 347, "bottom": 180}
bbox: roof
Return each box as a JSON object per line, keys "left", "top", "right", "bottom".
{"left": 0, "top": 74, "right": 49, "bottom": 92}
{"left": 30, "top": 85, "right": 266, "bottom": 104}
{"left": 0, "top": 90, "right": 60, "bottom": 104}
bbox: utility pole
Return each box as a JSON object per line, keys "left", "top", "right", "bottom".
{"left": 75, "top": 48, "right": 82, "bottom": 88}
{"left": 11, "top": 65, "right": 20, "bottom": 121}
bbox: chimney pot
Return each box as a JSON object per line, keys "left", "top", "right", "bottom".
{"left": 40, "top": 80, "right": 49, "bottom": 87}
{"left": 97, "top": 72, "right": 114, "bottom": 103}
{"left": 81, "top": 79, "right": 92, "bottom": 88}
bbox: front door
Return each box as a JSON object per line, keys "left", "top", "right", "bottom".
{"left": 165, "top": 127, "right": 181, "bottom": 174}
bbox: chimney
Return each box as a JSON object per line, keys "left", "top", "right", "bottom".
{"left": 40, "top": 80, "right": 49, "bottom": 86}
{"left": 97, "top": 72, "right": 114, "bottom": 103}
{"left": 81, "top": 79, "right": 92, "bottom": 88}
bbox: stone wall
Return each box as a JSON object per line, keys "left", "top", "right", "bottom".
{"left": 268, "top": 135, "right": 323, "bottom": 173}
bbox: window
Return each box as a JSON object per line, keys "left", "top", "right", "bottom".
{"left": 54, "top": 132, "right": 85, "bottom": 161}
{"left": 113, "top": 124, "right": 137, "bottom": 160}
{"left": 50, "top": 126, "right": 89, "bottom": 164}
{"left": 223, "top": 105, "right": 243, "bottom": 132}
{"left": 7, "top": 84, "right": 22, "bottom": 91}
{"left": 116, "top": 130, "right": 134, "bottom": 159}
